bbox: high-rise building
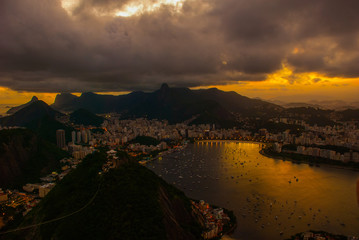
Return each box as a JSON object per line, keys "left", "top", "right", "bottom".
{"left": 56, "top": 129, "right": 66, "bottom": 149}
{"left": 82, "top": 130, "right": 88, "bottom": 143}
{"left": 71, "top": 131, "right": 76, "bottom": 143}
{"left": 77, "top": 131, "right": 81, "bottom": 143}
{"left": 86, "top": 129, "right": 91, "bottom": 141}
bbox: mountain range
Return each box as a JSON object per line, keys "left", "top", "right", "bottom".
{"left": 0, "top": 100, "right": 73, "bottom": 144}
{"left": 6, "top": 96, "right": 39, "bottom": 115}
{"left": 1, "top": 100, "right": 63, "bottom": 127}
{"left": 267, "top": 99, "right": 359, "bottom": 110}
{"left": 1, "top": 84, "right": 358, "bottom": 131}
{"left": 52, "top": 83, "right": 282, "bottom": 127}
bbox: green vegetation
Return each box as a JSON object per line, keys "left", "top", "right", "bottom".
{"left": 91, "top": 128, "right": 105, "bottom": 134}
{"left": 282, "top": 107, "right": 336, "bottom": 126}
{"left": 282, "top": 144, "right": 297, "bottom": 151}
{"left": 130, "top": 136, "right": 161, "bottom": 146}
{"left": 25, "top": 115, "right": 73, "bottom": 144}
{"left": 0, "top": 129, "right": 69, "bottom": 188}
{"left": 337, "top": 109, "right": 359, "bottom": 121}
{"left": 253, "top": 121, "right": 304, "bottom": 134}
{"left": 69, "top": 108, "right": 104, "bottom": 127}
{"left": 7, "top": 151, "right": 202, "bottom": 240}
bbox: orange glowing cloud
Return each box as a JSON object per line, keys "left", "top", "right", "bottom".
{"left": 0, "top": 87, "right": 58, "bottom": 105}
{"left": 0, "top": 62, "right": 358, "bottom": 108}
{"left": 193, "top": 64, "right": 359, "bottom": 102}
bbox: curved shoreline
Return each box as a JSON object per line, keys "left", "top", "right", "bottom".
{"left": 196, "top": 140, "right": 359, "bottom": 171}
{"left": 148, "top": 140, "right": 359, "bottom": 239}
{"left": 195, "top": 139, "right": 267, "bottom": 145}
{"left": 221, "top": 223, "right": 237, "bottom": 239}
{"left": 260, "top": 149, "right": 359, "bottom": 172}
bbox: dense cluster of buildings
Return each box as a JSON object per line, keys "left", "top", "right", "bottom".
{"left": 56, "top": 128, "right": 95, "bottom": 159}
{"left": 95, "top": 117, "right": 250, "bottom": 145}
{"left": 267, "top": 118, "right": 359, "bottom": 163}
{"left": 59, "top": 115, "right": 359, "bottom": 164}
{"left": 92, "top": 117, "right": 257, "bottom": 147}
{"left": 295, "top": 145, "right": 359, "bottom": 162}
{"left": 0, "top": 156, "right": 86, "bottom": 226}
{"left": 191, "top": 200, "right": 231, "bottom": 239}
{"left": 267, "top": 119, "right": 359, "bottom": 150}
{"left": 1, "top": 111, "right": 358, "bottom": 233}
{"left": 0, "top": 188, "right": 39, "bottom": 220}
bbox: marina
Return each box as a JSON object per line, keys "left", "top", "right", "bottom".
{"left": 147, "top": 141, "right": 359, "bottom": 239}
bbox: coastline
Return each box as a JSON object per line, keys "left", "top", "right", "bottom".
{"left": 145, "top": 139, "right": 359, "bottom": 239}
{"left": 260, "top": 149, "right": 359, "bottom": 172}
{"left": 221, "top": 223, "right": 237, "bottom": 240}
{"left": 195, "top": 139, "right": 267, "bottom": 145}
{"left": 139, "top": 143, "right": 188, "bottom": 165}
{"left": 145, "top": 143, "right": 238, "bottom": 239}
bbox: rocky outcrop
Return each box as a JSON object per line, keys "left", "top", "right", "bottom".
{"left": 6, "top": 96, "right": 38, "bottom": 115}
{"left": 159, "top": 186, "right": 201, "bottom": 240}
{"left": 0, "top": 129, "right": 67, "bottom": 188}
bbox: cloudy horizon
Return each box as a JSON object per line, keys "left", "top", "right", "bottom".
{"left": 1, "top": 0, "right": 359, "bottom": 103}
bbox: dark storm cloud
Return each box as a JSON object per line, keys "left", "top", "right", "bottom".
{"left": 0, "top": 0, "right": 359, "bottom": 92}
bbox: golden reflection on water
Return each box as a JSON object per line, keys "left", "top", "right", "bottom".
{"left": 150, "top": 141, "right": 359, "bottom": 239}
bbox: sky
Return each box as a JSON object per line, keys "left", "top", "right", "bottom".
{"left": 1, "top": 0, "right": 359, "bottom": 105}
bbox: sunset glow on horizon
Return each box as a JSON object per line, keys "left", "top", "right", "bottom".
{"left": 1, "top": 68, "right": 358, "bottom": 106}
{"left": 1, "top": 0, "right": 359, "bottom": 106}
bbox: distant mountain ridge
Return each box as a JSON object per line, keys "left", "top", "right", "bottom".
{"left": 0, "top": 101, "right": 73, "bottom": 144}
{"left": 2, "top": 85, "right": 357, "bottom": 132}
{"left": 6, "top": 96, "right": 39, "bottom": 114}
{"left": 1, "top": 100, "right": 63, "bottom": 127}
{"left": 267, "top": 99, "right": 359, "bottom": 110}
{"left": 52, "top": 84, "right": 282, "bottom": 127}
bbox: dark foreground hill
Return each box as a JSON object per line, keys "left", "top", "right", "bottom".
{"left": 3, "top": 151, "right": 203, "bottom": 240}
{"left": 0, "top": 129, "right": 68, "bottom": 188}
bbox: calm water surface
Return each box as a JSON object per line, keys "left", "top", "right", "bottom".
{"left": 147, "top": 141, "right": 359, "bottom": 240}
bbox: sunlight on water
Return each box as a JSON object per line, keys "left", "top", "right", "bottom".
{"left": 148, "top": 141, "right": 359, "bottom": 239}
